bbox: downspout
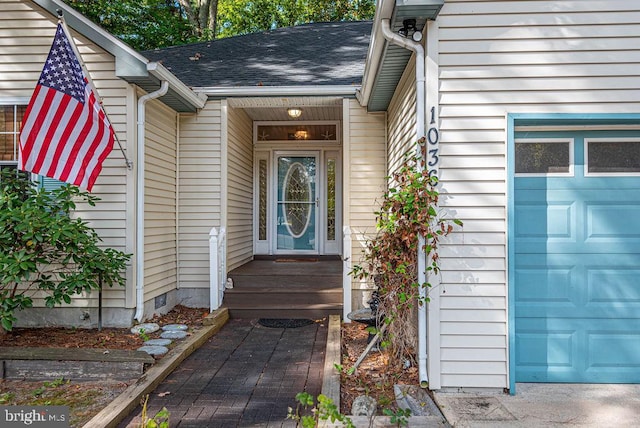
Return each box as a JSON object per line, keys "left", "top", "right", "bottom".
{"left": 380, "top": 19, "right": 429, "bottom": 386}
{"left": 134, "top": 80, "right": 169, "bottom": 322}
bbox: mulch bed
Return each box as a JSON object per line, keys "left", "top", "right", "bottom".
{"left": 340, "top": 321, "right": 419, "bottom": 415}
{"left": 0, "top": 305, "right": 208, "bottom": 427}
{"left": 0, "top": 305, "right": 208, "bottom": 350}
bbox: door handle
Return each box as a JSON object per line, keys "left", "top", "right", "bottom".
{"left": 316, "top": 198, "right": 319, "bottom": 207}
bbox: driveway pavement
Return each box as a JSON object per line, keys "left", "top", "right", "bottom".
{"left": 434, "top": 383, "right": 640, "bottom": 427}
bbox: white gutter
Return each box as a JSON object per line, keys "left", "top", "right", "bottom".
{"left": 147, "top": 62, "right": 207, "bottom": 109}
{"left": 380, "top": 18, "right": 429, "bottom": 386}
{"left": 196, "top": 85, "right": 359, "bottom": 98}
{"left": 134, "top": 80, "right": 169, "bottom": 322}
{"left": 357, "top": 0, "right": 396, "bottom": 106}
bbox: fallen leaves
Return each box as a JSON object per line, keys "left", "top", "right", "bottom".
{"left": 340, "top": 322, "right": 418, "bottom": 415}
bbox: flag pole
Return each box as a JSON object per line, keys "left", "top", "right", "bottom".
{"left": 56, "top": 9, "right": 133, "bottom": 170}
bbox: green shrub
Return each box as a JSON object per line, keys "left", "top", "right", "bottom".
{"left": 0, "top": 169, "right": 131, "bottom": 331}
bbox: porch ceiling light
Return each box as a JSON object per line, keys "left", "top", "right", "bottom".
{"left": 287, "top": 107, "right": 303, "bottom": 118}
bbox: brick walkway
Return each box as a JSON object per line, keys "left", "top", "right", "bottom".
{"left": 119, "top": 318, "right": 327, "bottom": 428}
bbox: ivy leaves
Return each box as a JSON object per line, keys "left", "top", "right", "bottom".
{"left": 351, "top": 138, "right": 462, "bottom": 366}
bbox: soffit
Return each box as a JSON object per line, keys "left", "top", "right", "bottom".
{"left": 367, "top": 0, "right": 444, "bottom": 112}
{"left": 228, "top": 97, "right": 342, "bottom": 121}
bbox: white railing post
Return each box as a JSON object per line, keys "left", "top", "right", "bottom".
{"left": 209, "top": 227, "right": 220, "bottom": 311}
{"left": 343, "top": 226, "right": 352, "bottom": 322}
{"left": 218, "top": 227, "right": 226, "bottom": 306}
{"left": 209, "top": 227, "right": 227, "bottom": 312}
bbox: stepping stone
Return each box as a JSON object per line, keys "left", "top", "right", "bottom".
{"left": 160, "top": 330, "right": 188, "bottom": 340}
{"left": 162, "top": 324, "right": 188, "bottom": 332}
{"left": 144, "top": 338, "right": 172, "bottom": 347}
{"left": 137, "top": 345, "right": 168, "bottom": 356}
{"left": 130, "top": 323, "right": 160, "bottom": 335}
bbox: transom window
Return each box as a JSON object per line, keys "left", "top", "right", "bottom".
{"left": 585, "top": 138, "right": 640, "bottom": 176}
{"left": 515, "top": 138, "right": 574, "bottom": 176}
{"left": 254, "top": 121, "right": 340, "bottom": 144}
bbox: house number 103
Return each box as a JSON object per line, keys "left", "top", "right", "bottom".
{"left": 427, "top": 106, "right": 439, "bottom": 178}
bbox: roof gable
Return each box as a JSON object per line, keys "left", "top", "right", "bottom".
{"left": 143, "top": 21, "right": 372, "bottom": 89}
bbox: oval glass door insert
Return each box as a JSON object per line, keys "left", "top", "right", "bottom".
{"left": 283, "top": 162, "right": 312, "bottom": 238}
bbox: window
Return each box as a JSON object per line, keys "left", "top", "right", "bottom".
{"left": 0, "top": 104, "right": 25, "bottom": 168}
{"left": 585, "top": 138, "right": 640, "bottom": 175}
{"left": 515, "top": 139, "right": 574, "bottom": 176}
{"left": 0, "top": 102, "right": 65, "bottom": 189}
{"left": 254, "top": 121, "right": 340, "bottom": 144}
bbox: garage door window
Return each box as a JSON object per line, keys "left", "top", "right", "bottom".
{"left": 515, "top": 139, "right": 573, "bottom": 176}
{"left": 586, "top": 138, "right": 640, "bottom": 176}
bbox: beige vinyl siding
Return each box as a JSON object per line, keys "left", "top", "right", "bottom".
{"left": 177, "top": 101, "right": 223, "bottom": 288}
{"left": 226, "top": 106, "right": 254, "bottom": 270}
{"left": 344, "top": 99, "right": 386, "bottom": 309}
{"left": 144, "top": 99, "right": 178, "bottom": 301}
{"left": 432, "top": 0, "right": 640, "bottom": 389}
{"left": 387, "top": 61, "right": 417, "bottom": 173}
{"left": 0, "top": 1, "right": 131, "bottom": 309}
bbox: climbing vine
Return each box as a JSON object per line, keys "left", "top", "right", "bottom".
{"left": 351, "top": 137, "right": 462, "bottom": 367}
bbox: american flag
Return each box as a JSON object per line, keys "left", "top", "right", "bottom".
{"left": 19, "top": 23, "right": 115, "bottom": 191}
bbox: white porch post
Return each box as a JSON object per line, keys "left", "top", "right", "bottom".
{"left": 209, "top": 227, "right": 227, "bottom": 312}
{"left": 343, "top": 226, "right": 352, "bottom": 322}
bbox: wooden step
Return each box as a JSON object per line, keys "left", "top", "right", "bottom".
{"left": 223, "top": 287, "right": 342, "bottom": 306}
{"left": 224, "top": 258, "right": 344, "bottom": 319}
{"left": 224, "top": 304, "right": 343, "bottom": 320}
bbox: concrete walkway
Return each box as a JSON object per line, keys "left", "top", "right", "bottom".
{"left": 434, "top": 383, "right": 640, "bottom": 427}
{"left": 118, "top": 318, "right": 327, "bottom": 428}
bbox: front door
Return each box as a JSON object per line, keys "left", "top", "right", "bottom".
{"left": 276, "top": 154, "right": 318, "bottom": 253}
{"left": 254, "top": 148, "right": 341, "bottom": 256}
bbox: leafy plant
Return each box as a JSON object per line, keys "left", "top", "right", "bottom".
{"left": 139, "top": 394, "right": 170, "bottom": 428}
{"left": 139, "top": 328, "right": 151, "bottom": 342}
{"left": 0, "top": 169, "right": 131, "bottom": 332}
{"left": 383, "top": 407, "right": 411, "bottom": 427}
{"left": 351, "top": 138, "right": 462, "bottom": 367}
{"left": 287, "top": 392, "right": 354, "bottom": 428}
{"left": 31, "top": 378, "right": 67, "bottom": 397}
{"left": 44, "top": 378, "right": 67, "bottom": 388}
{"left": 0, "top": 392, "right": 15, "bottom": 404}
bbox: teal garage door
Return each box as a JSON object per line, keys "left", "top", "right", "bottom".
{"left": 514, "top": 131, "right": 640, "bottom": 383}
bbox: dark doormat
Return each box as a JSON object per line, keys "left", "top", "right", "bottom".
{"left": 258, "top": 318, "right": 315, "bottom": 328}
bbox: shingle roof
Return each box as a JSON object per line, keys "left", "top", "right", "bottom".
{"left": 143, "top": 21, "right": 372, "bottom": 88}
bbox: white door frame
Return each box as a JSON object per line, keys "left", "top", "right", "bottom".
{"left": 253, "top": 148, "right": 342, "bottom": 255}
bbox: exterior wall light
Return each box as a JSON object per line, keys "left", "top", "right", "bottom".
{"left": 398, "top": 19, "right": 422, "bottom": 42}
{"left": 287, "top": 107, "right": 303, "bottom": 118}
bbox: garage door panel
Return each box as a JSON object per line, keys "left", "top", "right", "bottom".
{"left": 516, "top": 325, "right": 579, "bottom": 382}
{"left": 517, "top": 319, "right": 640, "bottom": 383}
{"left": 515, "top": 202, "right": 574, "bottom": 240}
{"left": 515, "top": 264, "right": 574, "bottom": 304}
{"left": 586, "top": 327, "right": 640, "bottom": 383}
{"left": 587, "top": 268, "right": 640, "bottom": 305}
{"left": 586, "top": 202, "right": 640, "bottom": 243}
{"left": 587, "top": 330, "right": 640, "bottom": 368}
{"left": 516, "top": 253, "right": 640, "bottom": 318}
{"left": 514, "top": 130, "right": 640, "bottom": 384}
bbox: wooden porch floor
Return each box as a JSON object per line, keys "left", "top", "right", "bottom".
{"left": 222, "top": 256, "right": 343, "bottom": 319}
